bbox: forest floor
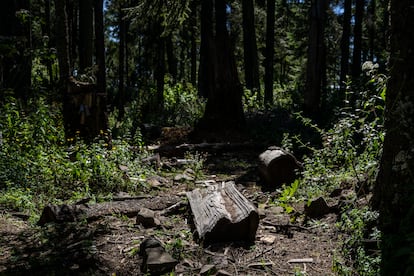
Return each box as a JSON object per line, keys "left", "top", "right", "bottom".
{"left": 0, "top": 111, "right": 367, "bottom": 275}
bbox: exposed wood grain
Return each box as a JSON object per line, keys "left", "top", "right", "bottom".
{"left": 186, "top": 181, "right": 259, "bottom": 244}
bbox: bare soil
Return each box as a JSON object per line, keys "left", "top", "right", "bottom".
{"left": 0, "top": 126, "right": 347, "bottom": 276}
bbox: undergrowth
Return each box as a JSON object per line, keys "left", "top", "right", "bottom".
{"left": 0, "top": 96, "right": 154, "bottom": 223}
{"left": 276, "top": 62, "right": 385, "bottom": 275}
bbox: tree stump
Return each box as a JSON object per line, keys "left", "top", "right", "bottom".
{"left": 186, "top": 181, "right": 259, "bottom": 244}
{"left": 258, "top": 147, "right": 302, "bottom": 187}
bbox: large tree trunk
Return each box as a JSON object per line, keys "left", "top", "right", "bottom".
{"left": 242, "top": 0, "right": 261, "bottom": 96}
{"left": 198, "top": 0, "right": 214, "bottom": 98}
{"left": 304, "top": 0, "right": 328, "bottom": 117}
{"left": 264, "top": 0, "right": 275, "bottom": 107}
{"left": 373, "top": 1, "right": 414, "bottom": 274}
{"left": 79, "top": 0, "right": 93, "bottom": 72}
{"left": 339, "top": 0, "right": 351, "bottom": 93}
{"left": 197, "top": 0, "right": 245, "bottom": 131}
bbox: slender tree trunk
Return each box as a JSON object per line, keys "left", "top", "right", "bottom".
{"left": 54, "top": 0, "right": 72, "bottom": 137}
{"left": 95, "top": 0, "right": 106, "bottom": 95}
{"left": 118, "top": 6, "right": 126, "bottom": 119}
{"left": 242, "top": 0, "right": 261, "bottom": 95}
{"left": 45, "top": 0, "right": 54, "bottom": 84}
{"left": 190, "top": 0, "right": 197, "bottom": 86}
{"left": 373, "top": 1, "right": 414, "bottom": 274}
{"left": 351, "top": 0, "right": 365, "bottom": 79}
{"left": 155, "top": 33, "right": 166, "bottom": 111}
{"left": 339, "top": 0, "right": 351, "bottom": 93}
{"left": 264, "top": 0, "right": 275, "bottom": 107}
{"left": 304, "top": 0, "right": 328, "bottom": 117}
{"left": 94, "top": 0, "right": 109, "bottom": 134}
{"left": 166, "top": 35, "right": 178, "bottom": 81}
{"left": 79, "top": 0, "right": 93, "bottom": 72}
{"left": 367, "top": 0, "right": 375, "bottom": 61}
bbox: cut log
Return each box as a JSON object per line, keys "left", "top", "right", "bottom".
{"left": 186, "top": 181, "right": 259, "bottom": 244}
{"left": 258, "top": 147, "right": 302, "bottom": 187}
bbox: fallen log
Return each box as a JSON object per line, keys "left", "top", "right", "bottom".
{"left": 258, "top": 147, "right": 302, "bottom": 187}
{"left": 186, "top": 181, "right": 259, "bottom": 244}
{"left": 37, "top": 195, "right": 181, "bottom": 226}
{"left": 150, "top": 142, "right": 266, "bottom": 157}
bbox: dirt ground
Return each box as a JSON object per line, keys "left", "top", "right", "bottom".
{"left": 0, "top": 126, "right": 346, "bottom": 275}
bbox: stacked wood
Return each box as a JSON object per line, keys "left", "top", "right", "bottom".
{"left": 186, "top": 181, "right": 259, "bottom": 244}
{"left": 258, "top": 147, "right": 302, "bottom": 187}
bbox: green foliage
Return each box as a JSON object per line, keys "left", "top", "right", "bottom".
{"left": 163, "top": 81, "right": 206, "bottom": 127}
{"left": 274, "top": 179, "right": 300, "bottom": 214}
{"left": 293, "top": 65, "right": 386, "bottom": 274}
{"left": 0, "top": 96, "right": 153, "bottom": 221}
{"left": 334, "top": 207, "right": 381, "bottom": 275}
{"left": 295, "top": 65, "right": 386, "bottom": 199}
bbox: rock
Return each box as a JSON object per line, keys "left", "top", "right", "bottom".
{"left": 136, "top": 208, "right": 161, "bottom": 228}
{"left": 260, "top": 234, "right": 277, "bottom": 245}
{"left": 140, "top": 237, "right": 178, "bottom": 275}
{"left": 304, "top": 197, "right": 331, "bottom": 218}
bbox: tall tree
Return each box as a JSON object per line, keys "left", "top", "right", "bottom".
{"left": 373, "top": 0, "right": 414, "bottom": 274}
{"left": 351, "top": 0, "right": 365, "bottom": 79}
{"left": 0, "top": 0, "right": 32, "bottom": 100}
{"left": 117, "top": 5, "right": 126, "bottom": 118}
{"left": 198, "top": 0, "right": 214, "bottom": 98}
{"left": 264, "top": 0, "right": 275, "bottom": 107}
{"left": 242, "top": 0, "right": 261, "bottom": 95}
{"left": 94, "top": 0, "right": 109, "bottom": 135}
{"left": 339, "top": 0, "right": 352, "bottom": 93}
{"left": 197, "top": 0, "right": 245, "bottom": 130}
{"left": 79, "top": 0, "right": 93, "bottom": 72}
{"left": 304, "top": 0, "right": 328, "bottom": 117}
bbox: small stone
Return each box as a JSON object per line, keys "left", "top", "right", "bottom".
{"left": 304, "top": 197, "right": 331, "bottom": 218}
{"left": 136, "top": 208, "right": 160, "bottom": 228}
{"left": 260, "top": 234, "right": 277, "bottom": 245}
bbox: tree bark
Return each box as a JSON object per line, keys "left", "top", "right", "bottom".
{"left": 198, "top": 0, "right": 214, "bottom": 98}
{"left": 304, "top": 0, "right": 328, "bottom": 117}
{"left": 373, "top": 1, "right": 414, "bottom": 274}
{"left": 264, "top": 0, "right": 275, "bottom": 107}
{"left": 94, "top": 0, "right": 109, "bottom": 136}
{"left": 339, "top": 0, "right": 351, "bottom": 93}
{"left": 242, "top": 0, "right": 261, "bottom": 95}
{"left": 54, "top": 0, "right": 72, "bottom": 137}
{"left": 197, "top": 0, "right": 245, "bottom": 131}
{"left": 118, "top": 6, "right": 126, "bottom": 119}
{"left": 186, "top": 182, "right": 259, "bottom": 244}
{"left": 190, "top": 0, "right": 197, "bottom": 86}
{"left": 351, "top": 0, "right": 365, "bottom": 79}
{"left": 79, "top": 0, "right": 93, "bottom": 72}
